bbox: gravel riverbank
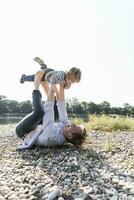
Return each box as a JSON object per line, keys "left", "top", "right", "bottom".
{"left": 0, "top": 129, "right": 134, "bottom": 200}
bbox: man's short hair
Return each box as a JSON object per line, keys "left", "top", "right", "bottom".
{"left": 67, "top": 126, "right": 87, "bottom": 146}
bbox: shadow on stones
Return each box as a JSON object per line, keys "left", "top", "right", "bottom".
{"left": 16, "top": 135, "right": 134, "bottom": 200}
{"left": 16, "top": 144, "right": 100, "bottom": 199}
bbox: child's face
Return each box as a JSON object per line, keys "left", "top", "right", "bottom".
{"left": 68, "top": 74, "right": 78, "bottom": 84}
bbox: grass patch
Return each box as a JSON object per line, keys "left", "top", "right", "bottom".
{"left": 71, "top": 117, "right": 85, "bottom": 124}
{"left": 105, "top": 140, "right": 118, "bottom": 152}
{"left": 85, "top": 115, "right": 134, "bottom": 132}
{"left": 72, "top": 115, "right": 134, "bottom": 132}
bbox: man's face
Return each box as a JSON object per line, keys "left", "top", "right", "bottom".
{"left": 63, "top": 124, "right": 82, "bottom": 140}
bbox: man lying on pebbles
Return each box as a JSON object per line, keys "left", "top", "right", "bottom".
{"left": 16, "top": 71, "right": 87, "bottom": 149}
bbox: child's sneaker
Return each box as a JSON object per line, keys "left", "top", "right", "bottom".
{"left": 34, "top": 57, "right": 45, "bottom": 66}
{"left": 20, "top": 74, "right": 26, "bottom": 83}
{"left": 40, "top": 64, "right": 47, "bottom": 70}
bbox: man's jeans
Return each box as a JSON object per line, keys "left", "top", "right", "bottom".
{"left": 16, "top": 90, "right": 44, "bottom": 139}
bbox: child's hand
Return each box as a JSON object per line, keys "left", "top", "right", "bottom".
{"left": 63, "top": 80, "right": 71, "bottom": 89}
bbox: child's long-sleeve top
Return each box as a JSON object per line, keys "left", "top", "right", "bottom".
{"left": 45, "top": 70, "right": 65, "bottom": 84}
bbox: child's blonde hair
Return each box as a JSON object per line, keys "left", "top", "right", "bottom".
{"left": 68, "top": 67, "right": 81, "bottom": 82}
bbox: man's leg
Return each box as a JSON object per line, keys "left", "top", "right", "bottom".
{"left": 16, "top": 72, "right": 45, "bottom": 139}
{"left": 54, "top": 96, "right": 59, "bottom": 121}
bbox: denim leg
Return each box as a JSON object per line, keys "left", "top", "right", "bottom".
{"left": 54, "top": 100, "right": 59, "bottom": 121}
{"left": 23, "top": 69, "right": 53, "bottom": 82}
{"left": 16, "top": 90, "right": 44, "bottom": 139}
{"left": 40, "top": 63, "right": 47, "bottom": 69}
{"left": 24, "top": 74, "right": 35, "bottom": 82}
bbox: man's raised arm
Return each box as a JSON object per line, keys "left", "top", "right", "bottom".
{"left": 55, "top": 83, "right": 68, "bottom": 124}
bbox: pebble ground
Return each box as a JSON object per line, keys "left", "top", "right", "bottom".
{"left": 0, "top": 128, "right": 134, "bottom": 200}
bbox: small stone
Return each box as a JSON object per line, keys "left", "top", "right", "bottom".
{"left": 127, "top": 197, "right": 134, "bottom": 200}
{"left": 110, "top": 195, "right": 118, "bottom": 200}
{"left": 40, "top": 194, "right": 47, "bottom": 200}
{"left": 0, "top": 194, "right": 5, "bottom": 200}
{"left": 27, "top": 173, "right": 34, "bottom": 180}
{"left": 15, "top": 176, "right": 22, "bottom": 183}
{"left": 93, "top": 185, "right": 98, "bottom": 193}
{"left": 87, "top": 187, "right": 93, "bottom": 194}
{"left": 129, "top": 189, "right": 134, "bottom": 195}
{"left": 29, "top": 179, "right": 35, "bottom": 184}
{"left": 8, "top": 194, "right": 19, "bottom": 200}
{"left": 105, "top": 188, "right": 118, "bottom": 195}
{"left": 48, "top": 188, "right": 61, "bottom": 200}
{"left": 118, "top": 180, "right": 125, "bottom": 186}
{"left": 31, "top": 188, "right": 40, "bottom": 195}
{"left": 112, "top": 178, "right": 119, "bottom": 184}
{"left": 19, "top": 194, "right": 26, "bottom": 199}
{"left": 36, "top": 183, "right": 44, "bottom": 189}
{"left": 29, "top": 195, "right": 38, "bottom": 200}
{"left": 84, "top": 194, "right": 93, "bottom": 200}
{"left": 58, "top": 197, "right": 64, "bottom": 200}
{"left": 37, "top": 161, "right": 44, "bottom": 167}
{"left": 0, "top": 186, "right": 11, "bottom": 196}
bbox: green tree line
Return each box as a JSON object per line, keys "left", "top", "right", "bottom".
{"left": 0, "top": 95, "right": 134, "bottom": 116}
{"left": 0, "top": 95, "right": 32, "bottom": 114}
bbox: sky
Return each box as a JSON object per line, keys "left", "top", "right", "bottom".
{"left": 0, "top": 0, "right": 134, "bottom": 107}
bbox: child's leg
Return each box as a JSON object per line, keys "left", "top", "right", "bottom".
{"left": 20, "top": 74, "right": 35, "bottom": 83}
{"left": 16, "top": 71, "right": 45, "bottom": 138}
{"left": 34, "top": 57, "right": 47, "bottom": 69}
{"left": 20, "top": 69, "right": 54, "bottom": 84}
